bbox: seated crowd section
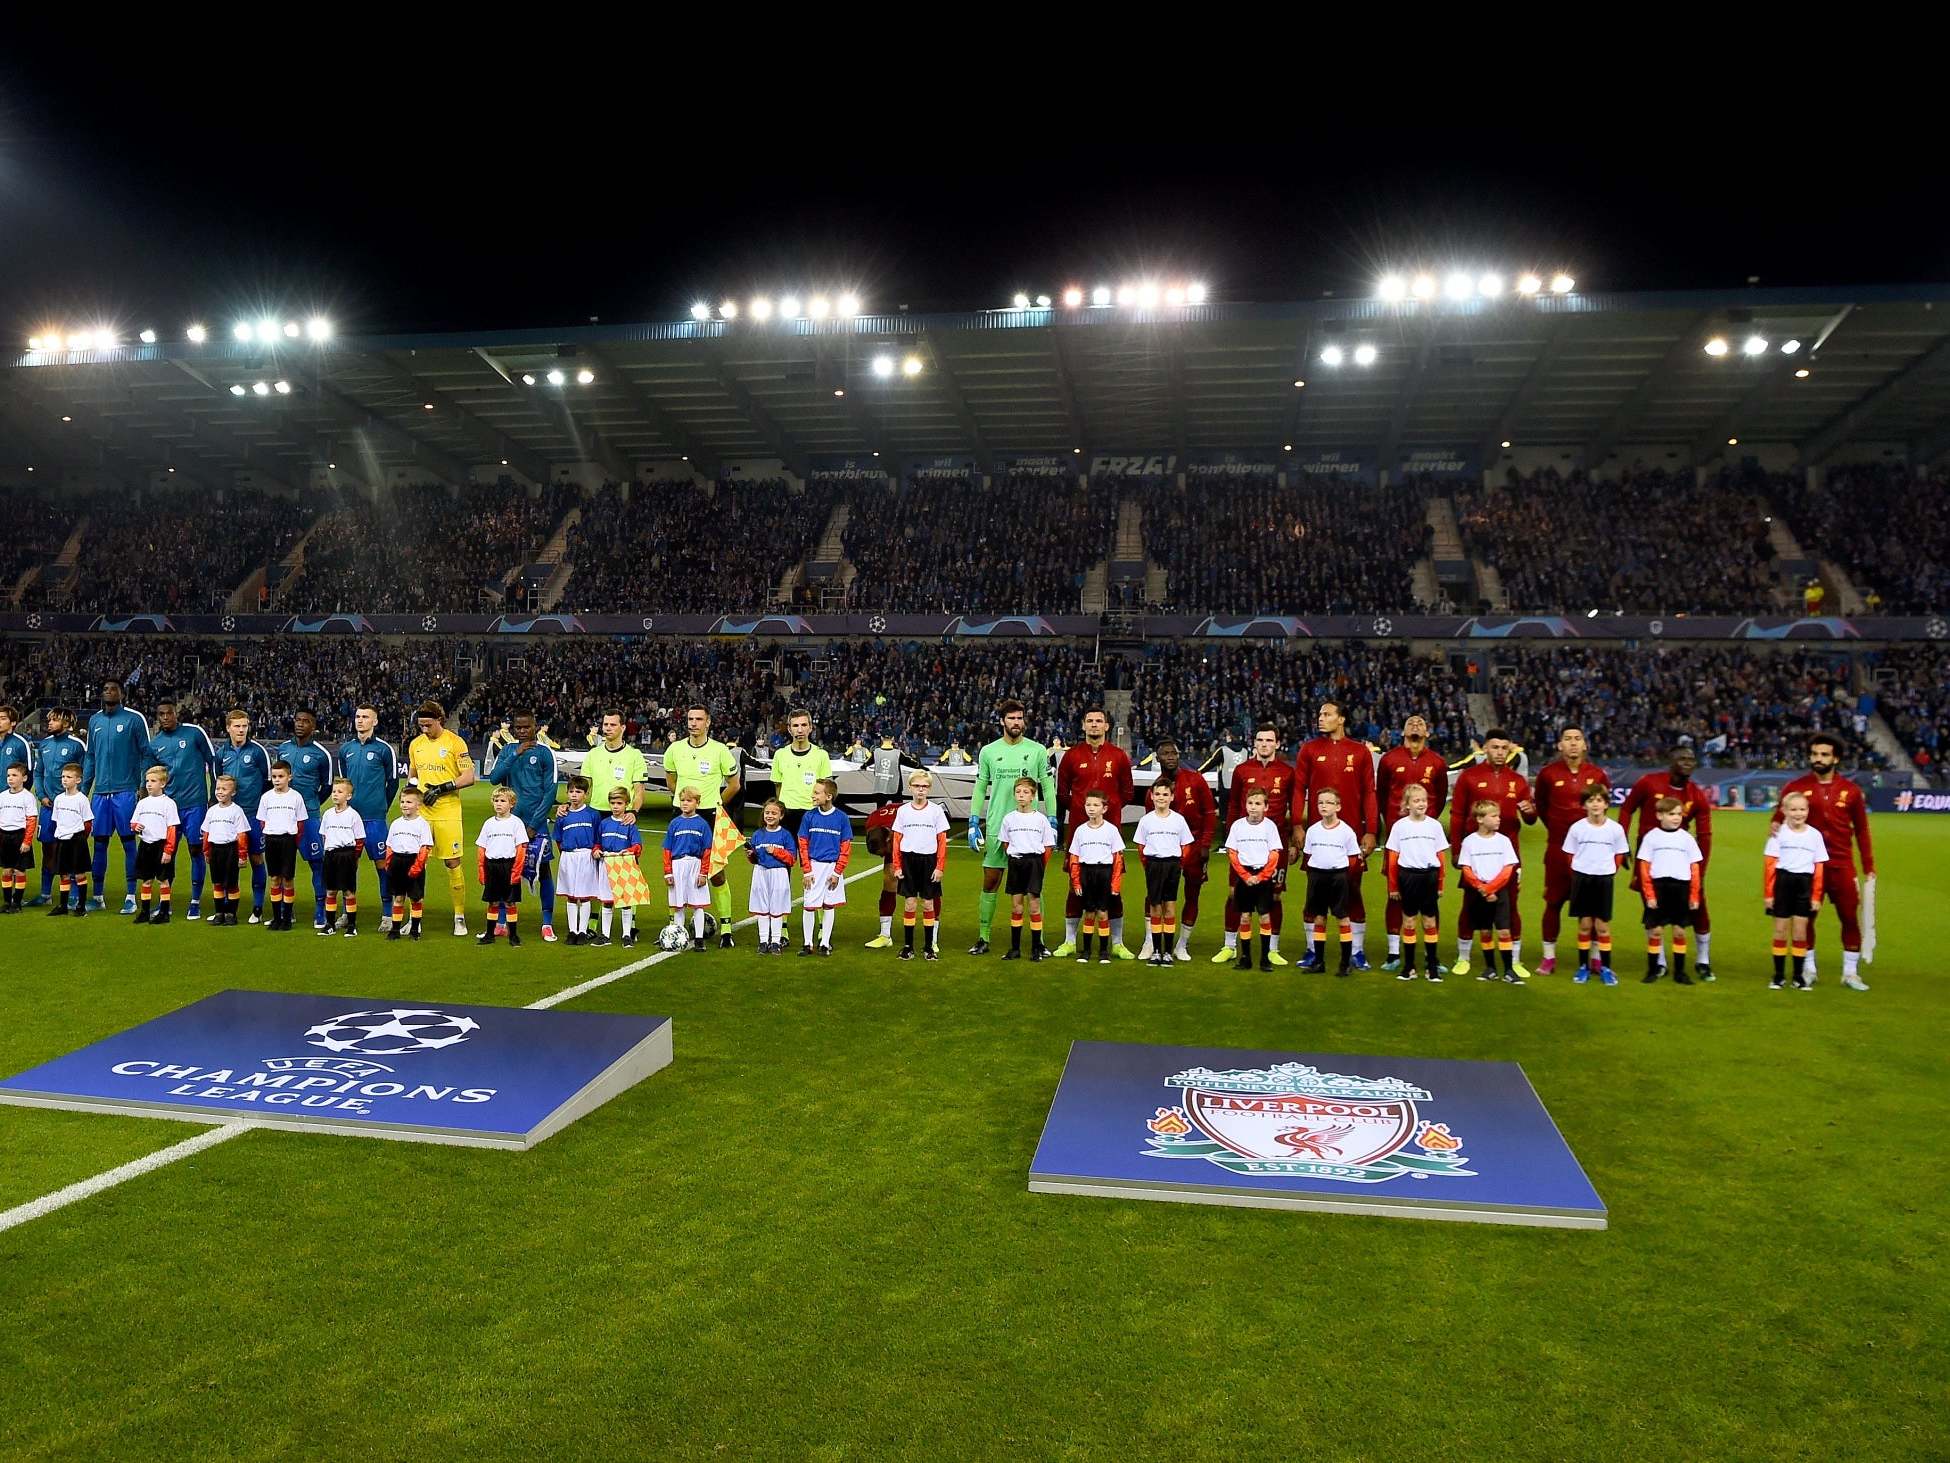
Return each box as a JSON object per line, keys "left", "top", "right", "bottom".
{"left": 9, "top": 634, "right": 1928, "bottom": 779}
{"left": 1135, "top": 472, "right": 1435, "bottom": 614}
{"left": 3, "top": 461, "right": 1944, "bottom": 619}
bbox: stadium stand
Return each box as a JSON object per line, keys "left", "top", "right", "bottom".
{"left": 287, "top": 482, "right": 573, "bottom": 613}
{"left": 0, "top": 486, "right": 80, "bottom": 596}
{"left": 1128, "top": 643, "right": 1473, "bottom": 758}
{"left": 1489, "top": 646, "right": 1875, "bottom": 768}
{"left": 0, "top": 635, "right": 462, "bottom": 739}
{"left": 839, "top": 474, "right": 1115, "bottom": 614}
{"left": 1770, "top": 463, "right": 1950, "bottom": 615}
{"left": 462, "top": 639, "right": 779, "bottom": 749}
{"left": 1872, "top": 647, "right": 1950, "bottom": 779}
{"left": 1454, "top": 467, "right": 1780, "bottom": 614}
{"left": 1135, "top": 474, "right": 1435, "bottom": 614}
{"left": 557, "top": 479, "right": 833, "bottom": 614}
{"left": 26, "top": 485, "right": 317, "bottom": 614}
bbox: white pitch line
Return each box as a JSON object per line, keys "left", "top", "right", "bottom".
{"left": 0, "top": 861, "right": 888, "bottom": 1232}
{"left": 0, "top": 1122, "right": 248, "bottom": 1235}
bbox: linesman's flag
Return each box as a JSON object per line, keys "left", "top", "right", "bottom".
{"left": 710, "top": 808, "right": 745, "bottom": 877}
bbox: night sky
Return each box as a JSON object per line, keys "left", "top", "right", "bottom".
{"left": 3, "top": 51, "right": 1941, "bottom": 340}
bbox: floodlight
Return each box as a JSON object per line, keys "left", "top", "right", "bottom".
{"left": 257, "top": 319, "right": 279, "bottom": 342}
{"left": 1501, "top": 439, "right": 1512, "bottom": 449}
{"left": 521, "top": 372, "right": 537, "bottom": 386}
{"left": 871, "top": 354, "right": 895, "bottom": 378}
{"left": 230, "top": 384, "right": 247, "bottom": 396}
{"left": 422, "top": 402, "right": 435, "bottom": 410}
{"left": 186, "top": 324, "right": 207, "bottom": 343}
{"left": 273, "top": 380, "right": 291, "bottom": 395}
{"left": 1516, "top": 274, "right": 1543, "bottom": 296}
{"left": 282, "top": 321, "right": 300, "bottom": 338}
{"left": 1116, "top": 284, "right": 1136, "bottom": 306}
{"left": 1742, "top": 335, "right": 1768, "bottom": 356}
{"left": 139, "top": 329, "right": 157, "bottom": 344}
{"left": 1185, "top": 282, "right": 1208, "bottom": 304}
{"left": 27, "top": 336, "right": 43, "bottom": 351}
{"left": 1478, "top": 273, "right": 1504, "bottom": 297}
{"left": 1165, "top": 285, "right": 1185, "bottom": 306}
{"left": 809, "top": 295, "right": 832, "bottom": 320}
{"left": 1794, "top": 367, "right": 1810, "bottom": 378}
{"left": 576, "top": 368, "right": 595, "bottom": 385}
{"left": 1012, "top": 292, "right": 1030, "bottom": 309}
{"left": 749, "top": 297, "right": 773, "bottom": 321}
{"left": 251, "top": 381, "right": 270, "bottom": 396}
{"left": 1353, "top": 343, "right": 1378, "bottom": 366}
{"left": 718, "top": 301, "right": 738, "bottom": 320}
{"left": 836, "top": 292, "right": 861, "bottom": 316}
{"left": 546, "top": 369, "right": 566, "bottom": 386}
{"left": 1320, "top": 345, "right": 1345, "bottom": 366}
{"left": 779, "top": 296, "right": 802, "bottom": 319}
{"left": 234, "top": 322, "right": 255, "bottom": 342}
{"left": 901, "top": 355, "right": 923, "bottom": 377}
{"left": 1293, "top": 379, "right": 1305, "bottom": 388}
{"left": 1728, "top": 437, "right": 1739, "bottom": 446}
{"left": 1411, "top": 274, "right": 1437, "bottom": 299}
{"left": 1377, "top": 275, "right": 1406, "bottom": 301}
{"left": 1550, "top": 273, "right": 1575, "bottom": 294}
{"left": 1444, "top": 272, "right": 1474, "bottom": 300}
{"left": 1062, "top": 287, "right": 1084, "bottom": 308}
{"left": 1035, "top": 294, "right": 1051, "bottom": 308}
{"left": 1780, "top": 338, "right": 1801, "bottom": 354}
{"left": 1136, "top": 282, "right": 1159, "bottom": 308}
{"left": 690, "top": 302, "right": 711, "bottom": 321}
{"left": 1703, "top": 337, "right": 1729, "bottom": 357}
{"left": 1091, "top": 286, "right": 1111, "bottom": 306}
{"left": 306, "top": 317, "right": 332, "bottom": 341}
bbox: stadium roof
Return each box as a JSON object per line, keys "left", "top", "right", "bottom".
{"left": 6, "top": 284, "right": 1950, "bottom": 489}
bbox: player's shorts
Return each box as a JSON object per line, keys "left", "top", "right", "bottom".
{"left": 425, "top": 808, "right": 464, "bottom": 862}
{"left": 1464, "top": 884, "right": 1512, "bottom": 930}
{"left": 57, "top": 832, "right": 91, "bottom": 876}
{"left": 667, "top": 854, "right": 709, "bottom": 909}
{"left": 177, "top": 805, "right": 206, "bottom": 853}
{"left": 1234, "top": 877, "right": 1276, "bottom": 917}
{"left": 324, "top": 847, "right": 361, "bottom": 894}
{"left": 90, "top": 790, "right": 138, "bottom": 838}
{"left": 1395, "top": 866, "right": 1440, "bottom": 918}
{"left": 362, "top": 818, "right": 391, "bottom": 860}
{"left": 558, "top": 848, "right": 606, "bottom": 901}
{"left": 1570, "top": 871, "right": 1615, "bottom": 921}
{"left": 39, "top": 806, "right": 56, "bottom": 844}
{"left": 262, "top": 833, "right": 298, "bottom": 880}
{"left": 386, "top": 852, "right": 427, "bottom": 901}
{"left": 1304, "top": 867, "right": 1349, "bottom": 919}
{"left": 134, "top": 838, "right": 175, "bottom": 880}
{"left": 297, "top": 822, "right": 324, "bottom": 864}
{"left": 1143, "top": 855, "right": 1181, "bottom": 905}
{"left": 1769, "top": 870, "right": 1815, "bottom": 919}
{"left": 1075, "top": 862, "right": 1114, "bottom": 910}
{"left": 1643, "top": 876, "right": 1696, "bottom": 930}
{"left": 804, "top": 859, "right": 846, "bottom": 908}
{"left": 899, "top": 851, "right": 941, "bottom": 898}
{"left": 748, "top": 864, "right": 791, "bottom": 917}
{"left": 482, "top": 856, "right": 517, "bottom": 906}
{"left": 0, "top": 827, "right": 29, "bottom": 871}
{"left": 207, "top": 843, "right": 240, "bottom": 890}
{"left": 982, "top": 831, "right": 1014, "bottom": 871}
{"left": 1181, "top": 845, "right": 1208, "bottom": 882}
{"left": 1005, "top": 852, "right": 1043, "bottom": 896}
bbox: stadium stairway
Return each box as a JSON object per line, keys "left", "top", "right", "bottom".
{"left": 1144, "top": 562, "right": 1169, "bottom": 606}
{"left": 1106, "top": 689, "right": 1135, "bottom": 751}
{"left": 1081, "top": 561, "right": 1109, "bottom": 615}
{"left": 1113, "top": 498, "right": 1145, "bottom": 560}
{"left": 243, "top": 513, "right": 331, "bottom": 612}
{"left": 1425, "top": 498, "right": 1473, "bottom": 610}
{"left": 1862, "top": 711, "right": 1925, "bottom": 785}
{"left": 1818, "top": 559, "right": 1868, "bottom": 616}
{"left": 1473, "top": 558, "right": 1509, "bottom": 612}
{"left": 34, "top": 517, "right": 91, "bottom": 607}
{"left": 1412, "top": 557, "right": 1442, "bottom": 608}
{"left": 530, "top": 505, "right": 582, "bottom": 612}
{"left": 1468, "top": 691, "right": 1499, "bottom": 740}
{"left": 5, "top": 564, "right": 40, "bottom": 608}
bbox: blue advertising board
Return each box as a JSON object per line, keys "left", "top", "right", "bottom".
{"left": 1030, "top": 1041, "right": 1604, "bottom": 1228}
{"left": 0, "top": 990, "right": 673, "bottom": 1150}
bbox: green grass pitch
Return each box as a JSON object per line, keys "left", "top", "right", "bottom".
{"left": 1, "top": 788, "right": 1942, "bottom": 1458}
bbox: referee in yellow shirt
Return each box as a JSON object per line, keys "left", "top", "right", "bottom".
{"left": 664, "top": 704, "right": 742, "bottom": 946}
{"left": 772, "top": 708, "right": 833, "bottom": 840}
{"left": 407, "top": 701, "right": 478, "bottom": 936}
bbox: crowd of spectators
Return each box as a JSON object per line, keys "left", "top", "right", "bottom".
{"left": 839, "top": 474, "right": 1114, "bottom": 614}
{"left": 0, "top": 636, "right": 462, "bottom": 743}
{"left": 1490, "top": 646, "right": 1875, "bottom": 769}
{"left": 1770, "top": 463, "right": 1950, "bottom": 615}
{"left": 1127, "top": 643, "right": 1473, "bottom": 759}
{"left": 288, "top": 483, "right": 573, "bottom": 613}
{"left": 1871, "top": 648, "right": 1950, "bottom": 780}
{"left": 558, "top": 479, "right": 835, "bottom": 614}
{"left": 465, "top": 639, "right": 779, "bottom": 749}
{"left": 1455, "top": 467, "right": 1780, "bottom": 614}
{"left": 34, "top": 485, "right": 318, "bottom": 614}
{"left": 1135, "top": 474, "right": 1433, "bottom": 615}
{"left": 0, "top": 487, "right": 80, "bottom": 595}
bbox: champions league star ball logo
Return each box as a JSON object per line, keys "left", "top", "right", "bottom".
{"left": 868, "top": 615, "right": 887, "bottom": 633}
{"left": 421, "top": 615, "right": 441, "bottom": 631}
{"left": 305, "top": 1008, "right": 480, "bottom": 1056}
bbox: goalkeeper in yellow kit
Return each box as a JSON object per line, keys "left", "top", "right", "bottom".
{"left": 406, "top": 701, "right": 478, "bottom": 935}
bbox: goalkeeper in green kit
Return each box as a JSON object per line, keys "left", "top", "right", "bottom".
{"left": 966, "top": 699, "right": 1058, "bottom": 954}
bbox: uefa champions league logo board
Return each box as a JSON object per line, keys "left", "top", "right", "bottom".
{"left": 1029, "top": 1041, "right": 1604, "bottom": 1228}
{"left": 0, "top": 990, "right": 673, "bottom": 1150}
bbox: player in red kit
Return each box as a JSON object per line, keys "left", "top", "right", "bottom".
{"left": 1771, "top": 732, "right": 1875, "bottom": 990}
{"left": 1620, "top": 744, "right": 1715, "bottom": 978}
{"left": 1533, "top": 727, "right": 1611, "bottom": 975}
{"left": 861, "top": 797, "right": 904, "bottom": 948}
{"left": 1297, "top": 700, "right": 1379, "bottom": 972}
{"left": 1145, "top": 737, "right": 1215, "bottom": 961}
{"left": 1376, "top": 713, "right": 1448, "bottom": 972}
{"left": 1212, "top": 723, "right": 1297, "bottom": 965}
{"left": 1447, "top": 729, "right": 1537, "bottom": 977}
{"left": 1054, "top": 707, "right": 1136, "bottom": 958}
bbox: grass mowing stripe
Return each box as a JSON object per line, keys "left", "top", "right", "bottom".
{"left": 0, "top": 1122, "right": 246, "bottom": 1235}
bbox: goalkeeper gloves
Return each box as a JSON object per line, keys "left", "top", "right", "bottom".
{"left": 967, "top": 814, "right": 984, "bottom": 853}
{"left": 421, "top": 781, "right": 456, "bottom": 807}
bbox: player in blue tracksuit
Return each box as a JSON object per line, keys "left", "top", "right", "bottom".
{"left": 0, "top": 704, "right": 32, "bottom": 786}
{"left": 487, "top": 711, "right": 562, "bottom": 938}
{"left": 277, "top": 709, "right": 336, "bottom": 927}
{"left": 339, "top": 704, "right": 401, "bottom": 925}
{"left": 30, "top": 709, "right": 87, "bottom": 905}
{"left": 84, "top": 680, "right": 151, "bottom": 912}
{"left": 147, "top": 701, "right": 217, "bottom": 916}
{"left": 215, "top": 711, "right": 273, "bottom": 920}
